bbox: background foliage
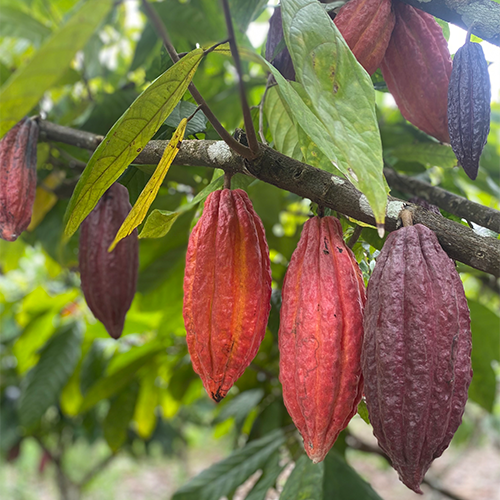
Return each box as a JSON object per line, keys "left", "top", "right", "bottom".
{"left": 0, "top": 1, "right": 499, "bottom": 499}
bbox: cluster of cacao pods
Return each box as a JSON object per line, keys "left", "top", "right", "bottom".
{"left": 0, "top": 117, "right": 39, "bottom": 242}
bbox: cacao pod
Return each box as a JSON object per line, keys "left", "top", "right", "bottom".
{"left": 362, "top": 223, "right": 472, "bottom": 493}
{"left": 265, "top": 7, "right": 295, "bottom": 81}
{"left": 183, "top": 189, "right": 272, "bottom": 402}
{"left": 79, "top": 183, "right": 138, "bottom": 339}
{"left": 448, "top": 40, "right": 491, "bottom": 180}
{"left": 381, "top": 3, "right": 452, "bottom": 143}
{"left": 279, "top": 216, "right": 366, "bottom": 463}
{"left": 408, "top": 196, "right": 441, "bottom": 216}
{"left": 334, "top": 0, "right": 395, "bottom": 76}
{"left": 0, "top": 117, "right": 39, "bottom": 242}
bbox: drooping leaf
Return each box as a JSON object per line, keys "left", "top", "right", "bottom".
{"left": 108, "top": 119, "right": 187, "bottom": 251}
{"left": 0, "top": 0, "right": 114, "bottom": 137}
{"left": 280, "top": 455, "right": 324, "bottom": 500}
{"left": 133, "top": 363, "right": 159, "bottom": 439}
{"left": 267, "top": 0, "right": 388, "bottom": 229}
{"left": 244, "top": 451, "right": 284, "bottom": 500}
{"left": 104, "top": 383, "right": 139, "bottom": 452}
{"left": 323, "top": 452, "right": 383, "bottom": 500}
{"left": 18, "top": 322, "right": 83, "bottom": 429}
{"left": 63, "top": 51, "right": 204, "bottom": 240}
{"left": 468, "top": 299, "right": 500, "bottom": 412}
{"left": 165, "top": 101, "right": 207, "bottom": 136}
{"left": 172, "top": 430, "right": 285, "bottom": 500}
{"left": 214, "top": 389, "right": 265, "bottom": 425}
{"left": 139, "top": 210, "right": 180, "bottom": 239}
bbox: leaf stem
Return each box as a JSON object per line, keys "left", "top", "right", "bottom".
{"left": 140, "top": 0, "right": 254, "bottom": 159}
{"left": 221, "top": 0, "right": 260, "bottom": 156}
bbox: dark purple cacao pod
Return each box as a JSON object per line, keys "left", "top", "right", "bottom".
{"left": 448, "top": 40, "right": 491, "bottom": 180}
{"left": 0, "top": 117, "right": 39, "bottom": 241}
{"left": 79, "top": 183, "right": 138, "bottom": 339}
{"left": 362, "top": 223, "right": 472, "bottom": 493}
{"left": 265, "top": 7, "right": 295, "bottom": 81}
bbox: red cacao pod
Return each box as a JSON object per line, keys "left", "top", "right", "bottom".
{"left": 381, "top": 3, "right": 452, "bottom": 143}
{"left": 0, "top": 117, "right": 39, "bottom": 241}
{"left": 362, "top": 223, "right": 472, "bottom": 493}
{"left": 448, "top": 40, "right": 491, "bottom": 180}
{"left": 279, "top": 216, "right": 366, "bottom": 463}
{"left": 183, "top": 189, "right": 272, "bottom": 402}
{"left": 79, "top": 183, "right": 139, "bottom": 339}
{"left": 334, "top": 0, "right": 395, "bottom": 76}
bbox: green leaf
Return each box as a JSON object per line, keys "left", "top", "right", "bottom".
{"left": 133, "top": 363, "right": 159, "bottom": 439}
{"left": 79, "top": 347, "right": 162, "bottom": 413}
{"left": 165, "top": 100, "right": 207, "bottom": 136}
{"left": 264, "top": 86, "right": 303, "bottom": 160}
{"left": 229, "top": 0, "right": 268, "bottom": 31}
{"left": 214, "top": 389, "right": 265, "bottom": 425}
{"left": 63, "top": 48, "right": 204, "bottom": 240}
{"left": 104, "top": 383, "right": 139, "bottom": 452}
{"left": 172, "top": 430, "right": 286, "bottom": 500}
{"left": 18, "top": 322, "right": 83, "bottom": 429}
{"left": 390, "top": 143, "right": 457, "bottom": 169}
{"left": 0, "top": 6, "right": 52, "bottom": 45}
{"left": 0, "top": 0, "right": 114, "bottom": 137}
{"left": 468, "top": 299, "right": 500, "bottom": 412}
{"left": 357, "top": 400, "right": 370, "bottom": 425}
{"left": 276, "top": 0, "right": 388, "bottom": 228}
{"left": 323, "top": 452, "right": 383, "bottom": 500}
{"left": 139, "top": 210, "right": 180, "bottom": 239}
{"left": 281, "top": 455, "right": 324, "bottom": 500}
{"left": 244, "top": 451, "right": 284, "bottom": 500}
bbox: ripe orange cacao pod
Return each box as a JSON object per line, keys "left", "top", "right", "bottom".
{"left": 183, "top": 189, "right": 272, "bottom": 402}
{"left": 279, "top": 216, "right": 366, "bottom": 463}
{"left": 79, "top": 183, "right": 138, "bottom": 339}
{"left": 381, "top": 3, "right": 452, "bottom": 143}
{"left": 334, "top": 0, "right": 395, "bottom": 76}
{"left": 362, "top": 223, "right": 472, "bottom": 493}
{"left": 0, "top": 117, "right": 39, "bottom": 241}
{"left": 448, "top": 40, "right": 491, "bottom": 180}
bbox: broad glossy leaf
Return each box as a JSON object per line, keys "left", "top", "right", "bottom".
{"left": 0, "top": 0, "right": 114, "bottom": 137}
{"left": 18, "top": 322, "right": 83, "bottom": 429}
{"left": 63, "top": 50, "right": 204, "bottom": 240}
{"left": 165, "top": 101, "right": 207, "bottom": 136}
{"left": 139, "top": 210, "right": 180, "bottom": 239}
{"left": 281, "top": 455, "right": 323, "bottom": 500}
{"left": 272, "top": 0, "right": 388, "bottom": 228}
{"left": 468, "top": 300, "right": 500, "bottom": 412}
{"left": 108, "top": 119, "right": 187, "bottom": 251}
{"left": 172, "top": 430, "right": 285, "bottom": 500}
{"left": 390, "top": 143, "right": 457, "bottom": 169}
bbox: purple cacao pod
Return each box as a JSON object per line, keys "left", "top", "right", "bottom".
{"left": 362, "top": 223, "right": 472, "bottom": 493}
{"left": 79, "top": 183, "right": 138, "bottom": 339}
{"left": 265, "top": 7, "right": 295, "bottom": 81}
{"left": 0, "top": 117, "right": 39, "bottom": 241}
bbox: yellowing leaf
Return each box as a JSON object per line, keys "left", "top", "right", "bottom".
{"left": 28, "top": 171, "right": 65, "bottom": 231}
{"left": 108, "top": 119, "right": 187, "bottom": 251}
{"left": 63, "top": 50, "right": 203, "bottom": 241}
{"left": 139, "top": 210, "right": 180, "bottom": 239}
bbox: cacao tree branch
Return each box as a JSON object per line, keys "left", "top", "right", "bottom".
{"left": 399, "top": 0, "right": 500, "bottom": 46}
{"left": 139, "top": 0, "right": 254, "bottom": 159}
{"left": 37, "top": 120, "right": 500, "bottom": 277}
{"left": 384, "top": 167, "right": 500, "bottom": 233}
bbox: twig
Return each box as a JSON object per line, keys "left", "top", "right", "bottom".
{"left": 346, "top": 434, "right": 469, "bottom": 500}
{"left": 258, "top": 75, "right": 274, "bottom": 145}
{"left": 347, "top": 225, "right": 363, "bottom": 248}
{"left": 221, "top": 0, "right": 260, "bottom": 156}
{"left": 140, "top": 0, "right": 254, "bottom": 159}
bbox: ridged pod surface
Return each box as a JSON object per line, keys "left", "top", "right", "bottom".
{"left": 334, "top": 0, "right": 395, "bottom": 76}
{"left": 362, "top": 224, "right": 472, "bottom": 493}
{"left": 381, "top": 3, "right": 452, "bottom": 143}
{"left": 0, "top": 117, "right": 39, "bottom": 241}
{"left": 183, "top": 189, "right": 272, "bottom": 402}
{"left": 448, "top": 41, "right": 491, "bottom": 180}
{"left": 279, "top": 216, "right": 366, "bottom": 463}
{"left": 79, "top": 183, "right": 138, "bottom": 339}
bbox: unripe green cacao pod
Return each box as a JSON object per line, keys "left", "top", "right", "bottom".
{"left": 448, "top": 40, "right": 491, "bottom": 180}
{"left": 362, "top": 223, "right": 472, "bottom": 493}
{"left": 0, "top": 117, "right": 39, "bottom": 241}
{"left": 381, "top": 3, "right": 452, "bottom": 143}
{"left": 183, "top": 189, "right": 272, "bottom": 402}
{"left": 279, "top": 216, "right": 366, "bottom": 463}
{"left": 334, "top": 0, "right": 395, "bottom": 76}
{"left": 79, "top": 183, "right": 139, "bottom": 339}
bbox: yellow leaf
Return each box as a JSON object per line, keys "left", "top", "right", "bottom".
{"left": 28, "top": 171, "right": 64, "bottom": 231}
{"left": 108, "top": 118, "right": 187, "bottom": 252}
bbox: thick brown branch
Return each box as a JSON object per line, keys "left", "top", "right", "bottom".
{"left": 399, "top": 0, "right": 500, "bottom": 46}
{"left": 38, "top": 120, "right": 500, "bottom": 277}
{"left": 384, "top": 167, "right": 500, "bottom": 234}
